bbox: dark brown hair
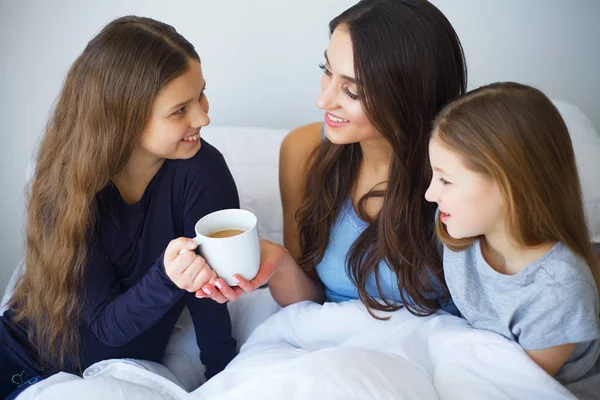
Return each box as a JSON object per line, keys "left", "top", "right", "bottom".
{"left": 433, "top": 82, "right": 598, "bottom": 290}
{"left": 297, "top": 0, "right": 467, "bottom": 316}
{"left": 9, "top": 16, "right": 200, "bottom": 370}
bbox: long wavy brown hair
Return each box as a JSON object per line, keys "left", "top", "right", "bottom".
{"left": 9, "top": 16, "right": 200, "bottom": 370}
{"left": 433, "top": 82, "right": 599, "bottom": 292}
{"left": 296, "top": 0, "right": 467, "bottom": 316}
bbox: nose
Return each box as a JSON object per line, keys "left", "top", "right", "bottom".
{"left": 190, "top": 101, "right": 210, "bottom": 128}
{"left": 424, "top": 180, "right": 437, "bottom": 203}
{"left": 316, "top": 76, "right": 338, "bottom": 111}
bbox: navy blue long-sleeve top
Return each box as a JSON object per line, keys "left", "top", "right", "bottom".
{"left": 1, "top": 139, "right": 238, "bottom": 380}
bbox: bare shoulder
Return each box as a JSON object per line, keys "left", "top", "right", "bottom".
{"left": 280, "top": 122, "right": 322, "bottom": 165}
{"left": 279, "top": 122, "right": 323, "bottom": 259}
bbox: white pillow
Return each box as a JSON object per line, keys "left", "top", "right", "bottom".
{"left": 200, "top": 126, "right": 288, "bottom": 246}
{"left": 553, "top": 100, "right": 600, "bottom": 243}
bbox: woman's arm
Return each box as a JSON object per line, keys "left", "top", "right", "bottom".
{"left": 268, "top": 123, "right": 325, "bottom": 306}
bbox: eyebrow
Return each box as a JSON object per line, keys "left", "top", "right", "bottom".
{"left": 171, "top": 81, "right": 207, "bottom": 111}
{"left": 433, "top": 166, "right": 450, "bottom": 175}
{"left": 324, "top": 50, "right": 359, "bottom": 85}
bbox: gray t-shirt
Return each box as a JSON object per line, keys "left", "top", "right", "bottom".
{"left": 444, "top": 240, "right": 600, "bottom": 384}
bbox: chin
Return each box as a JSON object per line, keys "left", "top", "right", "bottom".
{"left": 445, "top": 226, "right": 467, "bottom": 240}
{"left": 323, "top": 125, "right": 356, "bottom": 144}
{"left": 447, "top": 226, "right": 481, "bottom": 242}
{"left": 173, "top": 142, "right": 201, "bottom": 159}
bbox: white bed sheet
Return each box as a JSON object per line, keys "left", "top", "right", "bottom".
{"left": 20, "top": 298, "right": 590, "bottom": 400}
{"left": 193, "top": 300, "right": 580, "bottom": 400}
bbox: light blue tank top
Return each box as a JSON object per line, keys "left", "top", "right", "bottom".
{"left": 315, "top": 198, "right": 403, "bottom": 303}
{"left": 314, "top": 125, "right": 457, "bottom": 314}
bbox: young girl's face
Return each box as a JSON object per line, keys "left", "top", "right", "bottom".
{"left": 425, "top": 135, "right": 504, "bottom": 239}
{"left": 316, "top": 26, "right": 380, "bottom": 144}
{"left": 139, "top": 59, "right": 209, "bottom": 160}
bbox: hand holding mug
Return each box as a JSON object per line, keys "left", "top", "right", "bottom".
{"left": 196, "top": 239, "right": 289, "bottom": 303}
{"left": 164, "top": 237, "right": 217, "bottom": 292}
{"left": 181, "top": 208, "right": 261, "bottom": 287}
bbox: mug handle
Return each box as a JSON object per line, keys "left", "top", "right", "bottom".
{"left": 179, "top": 235, "right": 202, "bottom": 255}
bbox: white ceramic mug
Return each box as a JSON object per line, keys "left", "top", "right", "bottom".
{"left": 183, "top": 209, "right": 260, "bottom": 286}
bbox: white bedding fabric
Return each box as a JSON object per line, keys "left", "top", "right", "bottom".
{"left": 15, "top": 288, "right": 281, "bottom": 399}
{"left": 18, "top": 297, "right": 590, "bottom": 400}
{"left": 192, "top": 300, "right": 579, "bottom": 400}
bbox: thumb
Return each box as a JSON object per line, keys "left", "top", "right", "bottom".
{"left": 166, "top": 237, "right": 198, "bottom": 259}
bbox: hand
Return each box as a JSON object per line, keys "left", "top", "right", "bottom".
{"left": 195, "top": 239, "right": 289, "bottom": 303}
{"left": 164, "top": 238, "right": 217, "bottom": 292}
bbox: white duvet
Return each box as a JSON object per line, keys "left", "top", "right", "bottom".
{"left": 18, "top": 297, "right": 583, "bottom": 400}
{"left": 193, "top": 300, "right": 577, "bottom": 400}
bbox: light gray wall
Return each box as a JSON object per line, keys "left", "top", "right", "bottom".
{"left": 1, "top": 0, "right": 599, "bottom": 296}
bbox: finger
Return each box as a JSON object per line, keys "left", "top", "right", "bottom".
{"left": 250, "top": 242, "right": 288, "bottom": 286}
{"left": 208, "top": 270, "right": 218, "bottom": 286}
{"left": 168, "top": 248, "right": 197, "bottom": 275}
{"left": 177, "top": 239, "right": 199, "bottom": 255}
{"left": 230, "top": 286, "right": 245, "bottom": 298}
{"left": 189, "top": 259, "right": 214, "bottom": 292}
{"left": 201, "top": 284, "right": 229, "bottom": 304}
{"left": 183, "top": 255, "right": 205, "bottom": 278}
{"left": 165, "top": 237, "right": 197, "bottom": 260}
{"left": 213, "top": 279, "right": 242, "bottom": 302}
{"left": 232, "top": 274, "right": 256, "bottom": 293}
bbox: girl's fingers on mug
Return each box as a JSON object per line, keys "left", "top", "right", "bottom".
{"left": 190, "top": 260, "right": 214, "bottom": 292}
{"left": 182, "top": 255, "right": 205, "bottom": 279}
{"left": 165, "top": 237, "right": 197, "bottom": 261}
{"left": 164, "top": 246, "right": 196, "bottom": 288}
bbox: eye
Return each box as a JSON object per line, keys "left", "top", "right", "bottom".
{"left": 343, "top": 86, "right": 358, "bottom": 100}
{"left": 318, "top": 63, "right": 332, "bottom": 77}
{"left": 439, "top": 177, "right": 451, "bottom": 185}
{"left": 173, "top": 106, "right": 186, "bottom": 115}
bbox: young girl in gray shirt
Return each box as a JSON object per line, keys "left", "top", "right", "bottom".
{"left": 424, "top": 82, "right": 600, "bottom": 387}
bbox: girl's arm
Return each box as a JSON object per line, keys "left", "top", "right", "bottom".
{"left": 81, "top": 240, "right": 193, "bottom": 347}
{"left": 268, "top": 123, "right": 325, "bottom": 306}
{"left": 181, "top": 151, "right": 239, "bottom": 378}
{"left": 185, "top": 294, "right": 236, "bottom": 379}
{"left": 516, "top": 278, "right": 599, "bottom": 378}
{"left": 525, "top": 344, "right": 577, "bottom": 376}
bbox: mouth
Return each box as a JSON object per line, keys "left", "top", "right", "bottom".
{"left": 181, "top": 131, "right": 200, "bottom": 142}
{"left": 439, "top": 211, "right": 451, "bottom": 223}
{"left": 325, "top": 112, "right": 350, "bottom": 127}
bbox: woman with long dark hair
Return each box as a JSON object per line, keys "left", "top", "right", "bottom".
{"left": 201, "top": 0, "right": 467, "bottom": 317}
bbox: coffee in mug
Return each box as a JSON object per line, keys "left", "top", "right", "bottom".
{"left": 208, "top": 229, "right": 246, "bottom": 239}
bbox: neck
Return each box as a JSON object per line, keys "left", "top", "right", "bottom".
{"left": 483, "top": 229, "right": 555, "bottom": 275}
{"left": 359, "top": 137, "right": 393, "bottom": 178}
{"left": 112, "top": 147, "right": 164, "bottom": 203}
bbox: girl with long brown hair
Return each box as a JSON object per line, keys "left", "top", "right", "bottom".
{"left": 198, "top": 0, "right": 467, "bottom": 317}
{"left": 425, "top": 82, "right": 599, "bottom": 386}
{"left": 0, "top": 16, "right": 238, "bottom": 398}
